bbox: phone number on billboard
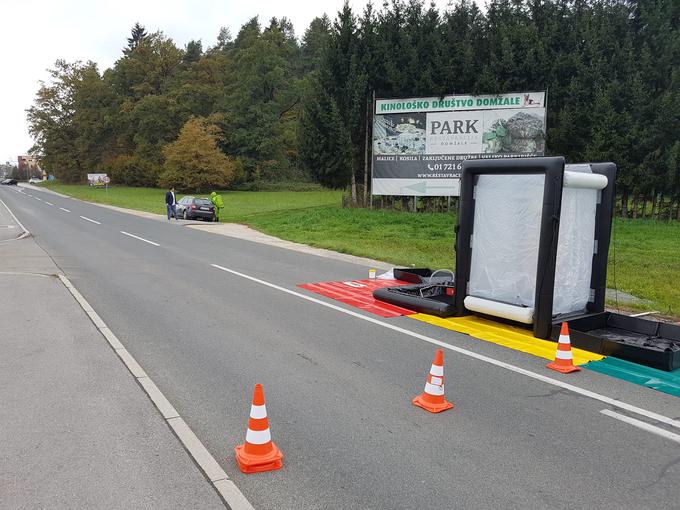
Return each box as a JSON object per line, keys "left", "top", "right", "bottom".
{"left": 427, "top": 163, "right": 463, "bottom": 171}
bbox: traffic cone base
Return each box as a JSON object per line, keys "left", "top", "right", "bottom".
{"left": 412, "top": 394, "right": 454, "bottom": 413}
{"left": 234, "top": 442, "right": 283, "bottom": 474}
{"left": 545, "top": 361, "right": 581, "bottom": 374}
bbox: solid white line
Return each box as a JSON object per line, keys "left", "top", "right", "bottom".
{"left": 57, "top": 274, "right": 253, "bottom": 510}
{"left": 120, "top": 231, "right": 159, "bottom": 246}
{"left": 80, "top": 215, "right": 101, "bottom": 225}
{"left": 59, "top": 207, "right": 71, "bottom": 212}
{"left": 45, "top": 201, "right": 53, "bottom": 206}
{"left": 0, "top": 197, "right": 30, "bottom": 240}
{"left": 211, "top": 263, "right": 680, "bottom": 431}
{"left": 601, "top": 409, "right": 680, "bottom": 444}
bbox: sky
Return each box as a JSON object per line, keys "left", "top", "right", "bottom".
{"left": 0, "top": 0, "right": 455, "bottom": 166}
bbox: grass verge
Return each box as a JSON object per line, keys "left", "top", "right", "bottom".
{"left": 39, "top": 182, "right": 679, "bottom": 318}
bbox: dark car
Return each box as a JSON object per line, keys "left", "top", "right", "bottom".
{"left": 1, "top": 179, "right": 18, "bottom": 185}
{"left": 176, "top": 196, "right": 215, "bottom": 221}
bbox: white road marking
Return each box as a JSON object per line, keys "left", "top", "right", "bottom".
{"left": 27, "top": 194, "right": 33, "bottom": 197}
{"left": 59, "top": 207, "right": 71, "bottom": 212}
{"left": 45, "top": 201, "right": 53, "bottom": 206}
{"left": 57, "top": 274, "right": 253, "bottom": 510}
{"left": 34, "top": 197, "right": 42, "bottom": 201}
{"left": 211, "top": 263, "right": 680, "bottom": 431}
{"left": 80, "top": 215, "right": 101, "bottom": 225}
{"left": 120, "top": 231, "right": 160, "bottom": 246}
{"left": 601, "top": 409, "right": 680, "bottom": 444}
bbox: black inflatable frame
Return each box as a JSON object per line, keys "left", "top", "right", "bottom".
{"left": 453, "top": 156, "right": 617, "bottom": 339}
{"left": 372, "top": 268, "right": 456, "bottom": 316}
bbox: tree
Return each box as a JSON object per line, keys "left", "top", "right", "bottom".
{"left": 159, "top": 117, "right": 236, "bottom": 191}
{"left": 126, "top": 23, "right": 148, "bottom": 54}
{"left": 301, "top": 15, "right": 332, "bottom": 73}
{"left": 214, "top": 27, "right": 233, "bottom": 51}
{"left": 299, "top": 76, "right": 352, "bottom": 188}
{"left": 110, "top": 32, "right": 183, "bottom": 98}
{"left": 183, "top": 40, "right": 203, "bottom": 64}
{"left": 27, "top": 60, "right": 90, "bottom": 182}
{"left": 219, "top": 18, "right": 302, "bottom": 180}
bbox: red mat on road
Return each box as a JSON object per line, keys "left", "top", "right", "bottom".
{"left": 298, "top": 279, "right": 415, "bottom": 318}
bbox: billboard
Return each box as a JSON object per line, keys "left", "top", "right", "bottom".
{"left": 87, "top": 173, "right": 109, "bottom": 186}
{"left": 372, "top": 91, "right": 546, "bottom": 196}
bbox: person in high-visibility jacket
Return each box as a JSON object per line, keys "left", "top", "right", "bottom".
{"left": 210, "top": 191, "right": 224, "bottom": 222}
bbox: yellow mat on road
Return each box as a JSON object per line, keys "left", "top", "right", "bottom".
{"left": 409, "top": 314, "right": 604, "bottom": 366}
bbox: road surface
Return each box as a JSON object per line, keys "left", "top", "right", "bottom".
{"left": 1, "top": 185, "right": 679, "bottom": 509}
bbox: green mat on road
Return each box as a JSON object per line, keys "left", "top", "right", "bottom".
{"left": 585, "top": 357, "right": 680, "bottom": 398}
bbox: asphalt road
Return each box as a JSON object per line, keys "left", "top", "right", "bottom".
{"left": 2, "top": 185, "right": 680, "bottom": 510}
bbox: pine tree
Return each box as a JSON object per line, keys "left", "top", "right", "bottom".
{"left": 126, "top": 23, "right": 148, "bottom": 54}
{"left": 301, "top": 15, "right": 332, "bottom": 73}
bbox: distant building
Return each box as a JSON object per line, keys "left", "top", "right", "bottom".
{"left": 17, "top": 155, "right": 45, "bottom": 179}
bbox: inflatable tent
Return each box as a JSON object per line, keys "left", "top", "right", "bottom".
{"left": 453, "top": 156, "right": 615, "bottom": 339}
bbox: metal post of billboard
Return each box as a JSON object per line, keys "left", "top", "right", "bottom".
{"left": 369, "top": 89, "right": 375, "bottom": 209}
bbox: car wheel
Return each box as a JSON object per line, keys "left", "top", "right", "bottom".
{"left": 183, "top": 210, "right": 188, "bottom": 220}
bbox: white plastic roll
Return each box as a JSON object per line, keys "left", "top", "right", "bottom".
{"left": 563, "top": 171, "right": 608, "bottom": 190}
{"left": 464, "top": 296, "right": 534, "bottom": 324}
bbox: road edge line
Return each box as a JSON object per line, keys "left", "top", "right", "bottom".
{"left": 0, "top": 196, "right": 30, "bottom": 240}
{"left": 211, "top": 263, "right": 680, "bottom": 431}
{"left": 57, "top": 274, "right": 254, "bottom": 510}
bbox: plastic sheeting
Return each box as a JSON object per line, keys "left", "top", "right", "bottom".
{"left": 553, "top": 165, "right": 598, "bottom": 315}
{"left": 468, "top": 174, "right": 545, "bottom": 308}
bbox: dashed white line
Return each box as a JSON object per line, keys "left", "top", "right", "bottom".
{"left": 45, "top": 201, "right": 53, "bottom": 206}
{"left": 59, "top": 207, "right": 71, "bottom": 212}
{"left": 601, "top": 409, "right": 680, "bottom": 444}
{"left": 80, "top": 215, "right": 101, "bottom": 225}
{"left": 34, "top": 197, "right": 42, "bottom": 201}
{"left": 120, "top": 231, "right": 160, "bottom": 246}
{"left": 211, "top": 263, "right": 680, "bottom": 431}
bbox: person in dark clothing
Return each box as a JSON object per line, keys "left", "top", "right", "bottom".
{"left": 165, "top": 187, "right": 177, "bottom": 221}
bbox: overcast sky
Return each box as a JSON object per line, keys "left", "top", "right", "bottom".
{"left": 0, "top": 0, "right": 455, "bottom": 165}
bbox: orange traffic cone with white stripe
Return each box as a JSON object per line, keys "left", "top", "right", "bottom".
{"left": 234, "top": 384, "right": 283, "bottom": 474}
{"left": 546, "top": 322, "right": 581, "bottom": 374}
{"left": 412, "top": 349, "right": 454, "bottom": 413}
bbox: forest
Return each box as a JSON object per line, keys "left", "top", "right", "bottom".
{"left": 27, "top": 0, "right": 680, "bottom": 218}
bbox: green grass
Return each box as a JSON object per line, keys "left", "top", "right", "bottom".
{"left": 607, "top": 219, "right": 680, "bottom": 317}
{"left": 247, "top": 207, "right": 457, "bottom": 270}
{"left": 39, "top": 182, "right": 342, "bottom": 218}
{"left": 39, "top": 181, "right": 680, "bottom": 318}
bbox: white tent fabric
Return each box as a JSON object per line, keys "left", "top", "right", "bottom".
{"left": 553, "top": 164, "right": 598, "bottom": 315}
{"left": 468, "top": 174, "right": 545, "bottom": 307}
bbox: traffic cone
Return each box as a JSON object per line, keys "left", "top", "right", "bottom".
{"left": 546, "top": 322, "right": 581, "bottom": 374}
{"left": 412, "top": 349, "right": 454, "bottom": 413}
{"left": 234, "top": 384, "right": 283, "bottom": 474}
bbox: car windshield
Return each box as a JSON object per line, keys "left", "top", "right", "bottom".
{"left": 195, "top": 198, "right": 211, "bottom": 206}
